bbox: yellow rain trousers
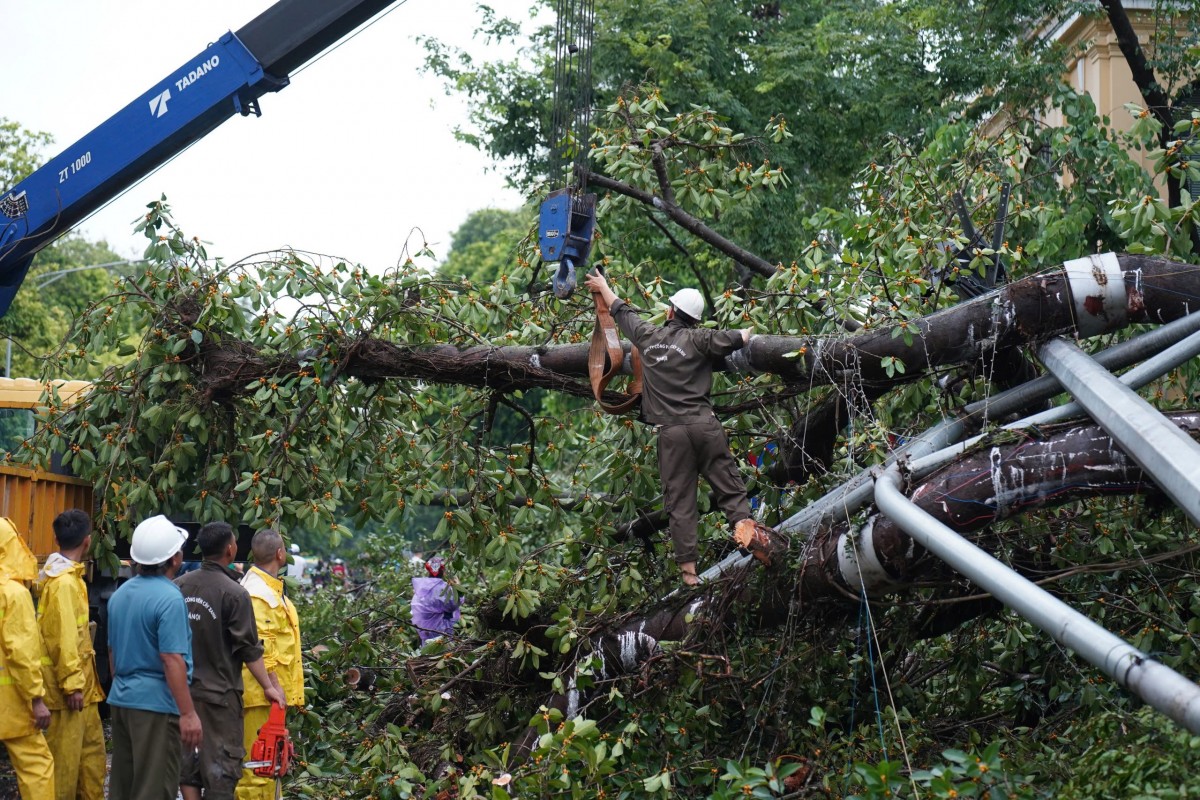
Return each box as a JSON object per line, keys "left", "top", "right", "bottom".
{"left": 0, "top": 518, "right": 55, "bottom": 798}
{"left": 236, "top": 566, "right": 304, "bottom": 800}
{"left": 237, "top": 705, "right": 274, "bottom": 800}
{"left": 38, "top": 554, "right": 106, "bottom": 800}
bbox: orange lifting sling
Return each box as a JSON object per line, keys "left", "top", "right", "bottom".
{"left": 588, "top": 289, "right": 643, "bottom": 415}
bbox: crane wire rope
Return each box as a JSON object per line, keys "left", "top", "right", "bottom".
{"left": 549, "top": 0, "right": 595, "bottom": 192}
{"left": 290, "top": 0, "right": 411, "bottom": 78}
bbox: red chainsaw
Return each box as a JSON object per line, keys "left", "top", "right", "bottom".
{"left": 244, "top": 702, "right": 294, "bottom": 779}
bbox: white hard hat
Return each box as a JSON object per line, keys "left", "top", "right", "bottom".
{"left": 290, "top": 543, "right": 300, "bottom": 554}
{"left": 669, "top": 288, "right": 704, "bottom": 321}
{"left": 130, "top": 515, "right": 188, "bottom": 565}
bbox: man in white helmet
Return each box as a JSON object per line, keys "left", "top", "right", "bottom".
{"left": 585, "top": 272, "right": 765, "bottom": 585}
{"left": 106, "top": 514, "right": 202, "bottom": 799}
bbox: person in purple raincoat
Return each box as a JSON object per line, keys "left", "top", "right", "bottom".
{"left": 411, "top": 557, "right": 460, "bottom": 644}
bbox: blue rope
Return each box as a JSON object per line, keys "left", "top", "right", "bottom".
{"left": 861, "top": 588, "right": 887, "bottom": 758}
{"left": 847, "top": 589, "right": 890, "bottom": 794}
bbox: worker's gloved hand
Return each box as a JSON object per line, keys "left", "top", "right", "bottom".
{"left": 733, "top": 519, "right": 774, "bottom": 567}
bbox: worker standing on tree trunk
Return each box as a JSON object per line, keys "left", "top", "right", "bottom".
{"left": 236, "top": 529, "right": 304, "bottom": 800}
{"left": 584, "top": 271, "right": 769, "bottom": 585}
{"left": 0, "top": 518, "right": 55, "bottom": 799}
{"left": 37, "top": 509, "right": 106, "bottom": 800}
{"left": 175, "top": 522, "right": 285, "bottom": 800}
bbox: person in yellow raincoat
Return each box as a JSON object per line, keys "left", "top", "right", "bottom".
{"left": 0, "top": 517, "right": 54, "bottom": 798}
{"left": 37, "top": 509, "right": 106, "bottom": 800}
{"left": 236, "top": 529, "right": 304, "bottom": 800}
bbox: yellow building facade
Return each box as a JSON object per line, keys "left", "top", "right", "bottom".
{"left": 1037, "top": 2, "right": 1193, "bottom": 196}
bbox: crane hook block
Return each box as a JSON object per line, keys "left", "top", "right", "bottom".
{"left": 539, "top": 188, "right": 596, "bottom": 299}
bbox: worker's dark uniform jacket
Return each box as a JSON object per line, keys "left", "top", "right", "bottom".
{"left": 175, "top": 561, "right": 264, "bottom": 796}
{"left": 610, "top": 298, "right": 753, "bottom": 564}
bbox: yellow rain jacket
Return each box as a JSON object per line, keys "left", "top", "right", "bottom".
{"left": 240, "top": 566, "right": 304, "bottom": 707}
{"left": 0, "top": 518, "right": 49, "bottom": 740}
{"left": 37, "top": 554, "right": 105, "bottom": 709}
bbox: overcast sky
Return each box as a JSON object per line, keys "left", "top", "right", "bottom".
{"left": 4, "top": 0, "right": 534, "bottom": 270}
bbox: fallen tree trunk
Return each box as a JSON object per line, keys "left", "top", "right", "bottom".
{"left": 507, "top": 411, "right": 1200, "bottom": 761}
{"left": 183, "top": 254, "right": 1198, "bottom": 406}
{"left": 799, "top": 412, "right": 1200, "bottom": 603}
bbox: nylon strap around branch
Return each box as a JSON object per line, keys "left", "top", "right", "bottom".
{"left": 589, "top": 292, "right": 643, "bottom": 414}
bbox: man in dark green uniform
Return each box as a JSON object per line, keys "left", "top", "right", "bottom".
{"left": 585, "top": 271, "right": 766, "bottom": 585}
{"left": 175, "top": 522, "right": 284, "bottom": 800}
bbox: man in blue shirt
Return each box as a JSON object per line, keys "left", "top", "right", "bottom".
{"left": 107, "top": 515, "right": 203, "bottom": 799}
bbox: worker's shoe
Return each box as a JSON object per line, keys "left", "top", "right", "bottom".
{"left": 733, "top": 519, "right": 774, "bottom": 566}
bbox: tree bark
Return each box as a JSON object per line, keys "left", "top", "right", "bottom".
{"left": 799, "top": 412, "right": 1200, "bottom": 603}
{"left": 185, "top": 255, "right": 1199, "bottom": 407}
{"left": 508, "top": 412, "right": 1200, "bottom": 761}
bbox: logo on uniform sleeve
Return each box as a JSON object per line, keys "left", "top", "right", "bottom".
{"left": 148, "top": 89, "right": 172, "bottom": 118}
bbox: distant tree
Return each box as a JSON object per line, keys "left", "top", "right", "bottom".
{"left": 0, "top": 119, "right": 128, "bottom": 377}
{"left": 439, "top": 206, "right": 533, "bottom": 287}
{"left": 0, "top": 117, "right": 51, "bottom": 189}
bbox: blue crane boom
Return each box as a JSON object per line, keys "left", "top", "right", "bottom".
{"left": 0, "top": 0, "right": 397, "bottom": 318}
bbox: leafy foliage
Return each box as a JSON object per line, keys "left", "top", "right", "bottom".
{"left": 426, "top": 0, "right": 1078, "bottom": 274}
{"left": 0, "top": 118, "right": 131, "bottom": 377}
{"left": 0, "top": 117, "right": 52, "bottom": 190}
{"left": 11, "top": 8, "right": 1200, "bottom": 797}
{"left": 439, "top": 207, "right": 534, "bottom": 287}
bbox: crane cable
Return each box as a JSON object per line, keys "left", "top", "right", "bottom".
{"left": 549, "top": 0, "right": 596, "bottom": 192}
{"left": 546, "top": 0, "right": 643, "bottom": 412}
{"left": 539, "top": 0, "right": 599, "bottom": 301}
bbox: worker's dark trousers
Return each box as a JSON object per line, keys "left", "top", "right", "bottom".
{"left": 657, "top": 414, "right": 751, "bottom": 564}
{"left": 109, "top": 705, "right": 181, "bottom": 800}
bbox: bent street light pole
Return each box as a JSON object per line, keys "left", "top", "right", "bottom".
{"left": 771, "top": 309, "right": 1200, "bottom": 544}
{"left": 874, "top": 465, "right": 1200, "bottom": 734}
{"left": 908, "top": 325, "right": 1200, "bottom": 480}
{"left": 1037, "top": 337, "right": 1200, "bottom": 527}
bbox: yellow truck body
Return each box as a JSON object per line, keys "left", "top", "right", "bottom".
{"left": 0, "top": 378, "right": 94, "bottom": 560}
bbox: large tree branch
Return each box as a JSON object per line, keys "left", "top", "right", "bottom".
{"left": 800, "top": 413, "right": 1200, "bottom": 603}
{"left": 1100, "top": 0, "right": 1183, "bottom": 208}
{"left": 1100, "top": 0, "right": 1171, "bottom": 123}
{"left": 580, "top": 168, "right": 781, "bottom": 278}
{"left": 181, "top": 255, "right": 1200, "bottom": 411}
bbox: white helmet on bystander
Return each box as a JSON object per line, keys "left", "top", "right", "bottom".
{"left": 130, "top": 515, "right": 188, "bottom": 565}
